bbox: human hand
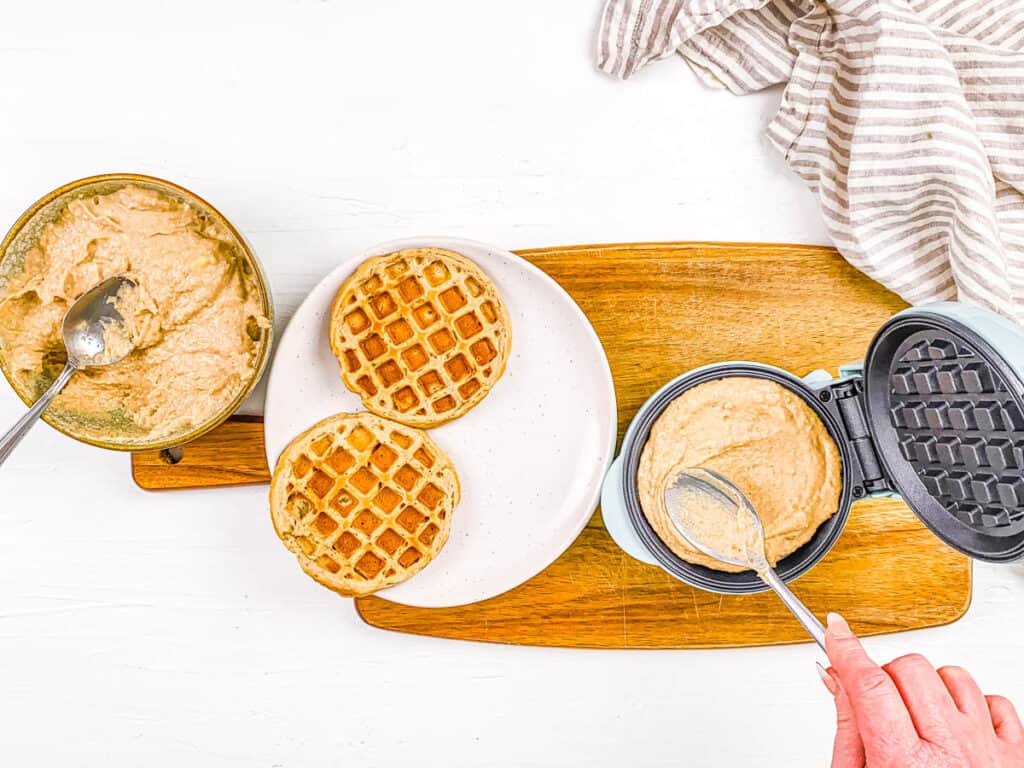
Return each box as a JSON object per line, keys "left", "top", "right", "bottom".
{"left": 818, "top": 613, "right": 1024, "bottom": 768}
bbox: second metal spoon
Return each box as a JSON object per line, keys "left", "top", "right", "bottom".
{"left": 0, "top": 275, "right": 137, "bottom": 466}
{"left": 663, "top": 466, "right": 827, "bottom": 651}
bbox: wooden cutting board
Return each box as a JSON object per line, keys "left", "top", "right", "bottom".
{"left": 132, "top": 242, "right": 972, "bottom": 648}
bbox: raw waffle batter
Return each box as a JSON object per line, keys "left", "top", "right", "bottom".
{"left": 638, "top": 376, "right": 842, "bottom": 572}
{"left": 0, "top": 184, "right": 268, "bottom": 441}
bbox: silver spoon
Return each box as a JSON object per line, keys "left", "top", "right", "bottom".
{"left": 663, "top": 466, "right": 827, "bottom": 650}
{"left": 0, "top": 275, "right": 137, "bottom": 466}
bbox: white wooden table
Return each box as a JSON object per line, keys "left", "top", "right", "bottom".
{"left": 2, "top": 2, "right": 1021, "bottom": 765}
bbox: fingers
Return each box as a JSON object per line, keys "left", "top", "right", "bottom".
{"left": 941, "top": 670, "right": 1024, "bottom": 744}
{"left": 818, "top": 663, "right": 866, "bottom": 768}
{"left": 824, "top": 613, "right": 918, "bottom": 757}
{"left": 937, "top": 666, "right": 989, "bottom": 722}
{"left": 987, "top": 695, "right": 1024, "bottom": 743}
{"left": 817, "top": 661, "right": 838, "bottom": 695}
{"left": 944, "top": 668, "right": 1024, "bottom": 745}
{"left": 884, "top": 654, "right": 958, "bottom": 740}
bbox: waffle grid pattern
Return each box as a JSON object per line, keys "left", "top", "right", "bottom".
{"left": 270, "top": 412, "right": 459, "bottom": 596}
{"left": 887, "top": 331, "right": 1024, "bottom": 535}
{"left": 330, "top": 248, "right": 510, "bottom": 427}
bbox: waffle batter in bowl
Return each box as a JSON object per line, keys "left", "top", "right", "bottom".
{"left": 0, "top": 175, "right": 273, "bottom": 450}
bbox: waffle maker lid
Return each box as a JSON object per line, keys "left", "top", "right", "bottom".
{"left": 858, "top": 302, "right": 1024, "bottom": 562}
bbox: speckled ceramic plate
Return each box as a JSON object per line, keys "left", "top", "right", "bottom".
{"left": 264, "top": 237, "right": 616, "bottom": 608}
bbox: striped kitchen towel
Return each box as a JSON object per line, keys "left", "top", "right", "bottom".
{"left": 596, "top": 0, "right": 1024, "bottom": 323}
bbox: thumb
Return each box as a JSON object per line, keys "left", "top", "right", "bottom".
{"left": 819, "top": 663, "right": 866, "bottom": 768}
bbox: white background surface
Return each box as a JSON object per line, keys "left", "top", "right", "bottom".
{"left": 0, "top": 1, "right": 1021, "bottom": 765}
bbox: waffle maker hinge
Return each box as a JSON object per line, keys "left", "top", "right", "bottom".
{"left": 824, "top": 377, "right": 893, "bottom": 496}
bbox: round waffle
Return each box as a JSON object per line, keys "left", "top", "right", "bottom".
{"left": 269, "top": 411, "right": 460, "bottom": 597}
{"left": 329, "top": 247, "right": 512, "bottom": 427}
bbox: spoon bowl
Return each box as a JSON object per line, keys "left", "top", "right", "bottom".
{"left": 663, "top": 466, "right": 769, "bottom": 569}
{"left": 0, "top": 275, "right": 137, "bottom": 466}
{"left": 663, "top": 466, "right": 828, "bottom": 650}
{"left": 62, "top": 275, "right": 137, "bottom": 367}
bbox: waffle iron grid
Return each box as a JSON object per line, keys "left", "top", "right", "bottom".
{"left": 887, "top": 330, "right": 1024, "bottom": 539}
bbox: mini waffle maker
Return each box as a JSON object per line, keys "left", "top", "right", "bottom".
{"left": 601, "top": 301, "right": 1024, "bottom": 595}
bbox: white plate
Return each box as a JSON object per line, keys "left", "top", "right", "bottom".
{"left": 264, "top": 237, "right": 617, "bottom": 608}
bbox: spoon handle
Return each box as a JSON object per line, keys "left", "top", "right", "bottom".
{"left": 0, "top": 363, "right": 77, "bottom": 467}
{"left": 761, "top": 567, "right": 827, "bottom": 652}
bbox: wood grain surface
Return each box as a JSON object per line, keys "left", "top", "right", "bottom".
{"left": 131, "top": 416, "right": 269, "bottom": 490}
{"left": 131, "top": 242, "right": 972, "bottom": 649}
{"left": 358, "top": 497, "right": 969, "bottom": 648}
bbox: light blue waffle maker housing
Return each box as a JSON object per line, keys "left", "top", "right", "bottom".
{"left": 601, "top": 301, "right": 1024, "bottom": 594}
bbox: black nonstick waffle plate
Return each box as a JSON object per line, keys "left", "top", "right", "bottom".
{"left": 863, "top": 308, "right": 1024, "bottom": 562}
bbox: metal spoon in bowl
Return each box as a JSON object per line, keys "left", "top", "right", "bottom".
{"left": 663, "top": 466, "right": 827, "bottom": 650}
{"left": 0, "top": 275, "right": 137, "bottom": 466}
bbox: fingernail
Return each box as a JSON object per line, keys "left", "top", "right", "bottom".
{"left": 827, "top": 612, "right": 852, "bottom": 637}
{"left": 815, "top": 661, "right": 837, "bottom": 695}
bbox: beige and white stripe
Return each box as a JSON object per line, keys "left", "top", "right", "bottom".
{"left": 597, "top": 0, "right": 1024, "bottom": 323}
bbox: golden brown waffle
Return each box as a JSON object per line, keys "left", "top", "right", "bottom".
{"left": 269, "top": 412, "right": 460, "bottom": 597}
{"left": 329, "top": 247, "right": 511, "bottom": 427}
